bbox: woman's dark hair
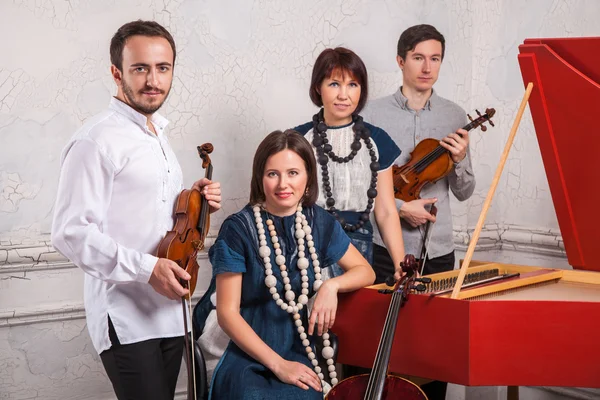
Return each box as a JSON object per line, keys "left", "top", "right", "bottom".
{"left": 309, "top": 47, "right": 369, "bottom": 115}
{"left": 250, "top": 130, "right": 318, "bottom": 206}
{"left": 397, "top": 24, "right": 445, "bottom": 60}
{"left": 110, "top": 20, "right": 176, "bottom": 71}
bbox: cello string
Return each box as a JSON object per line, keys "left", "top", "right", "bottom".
{"left": 366, "top": 290, "right": 402, "bottom": 399}
{"left": 366, "top": 290, "right": 399, "bottom": 398}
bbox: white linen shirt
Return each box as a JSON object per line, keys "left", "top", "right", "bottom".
{"left": 52, "top": 98, "right": 185, "bottom": 354}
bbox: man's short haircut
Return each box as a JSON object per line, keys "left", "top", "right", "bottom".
{"left": 308, "top": 47, "right": 369, "bottom": 115}
{"left": 110, "top": 20, "right": 176, "bottom": 71}
{"left": 397, "top": 24, "right": 445, "bottom": 60}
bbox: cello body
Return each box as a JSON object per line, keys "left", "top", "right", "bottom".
{"left": 326, "top": 255, "right": 430, "bottom": 400}
{"left": 326, "top": 374, "right": 427, "bottom": 400}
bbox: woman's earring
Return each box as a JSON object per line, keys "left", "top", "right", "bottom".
{"left": 303, "top": 188, "right": 310, "bottom": 199}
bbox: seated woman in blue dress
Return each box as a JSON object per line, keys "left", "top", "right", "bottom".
{"left": 293, "top": 47, "right": 406, "bottom": 282}
{"left": 201, "top": 130, "right": 375, "bottom": 399}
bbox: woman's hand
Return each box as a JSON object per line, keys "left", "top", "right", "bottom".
{"left": 308, "top": 280, "right": 339, "bottom": 336}
{"left": 272, "top": 359, "right": 322, "bottom": 392}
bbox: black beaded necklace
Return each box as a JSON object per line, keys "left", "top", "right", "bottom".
{"left": 311, "top": 109, "right": 380, "bottom": 232}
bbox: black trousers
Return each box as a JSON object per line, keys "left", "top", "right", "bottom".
{"left": 100, "top": 317, "right": 184, "bottom": 400}
{"left": 371, "top": 244, "right": 455, "bottom": 400}
{"left": 372, "top": 243, "right": 455, "bottom": 284}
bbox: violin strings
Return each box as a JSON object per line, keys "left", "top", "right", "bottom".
{"left": 404, "top": 117, "right": 486, "bottom": 176}
{"left": 400, "top": 145, "right": 447, "bottom": 178}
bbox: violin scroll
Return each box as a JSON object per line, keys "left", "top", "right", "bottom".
{"left": 467, "top": 108, "right": 496, "bottom": 132}
{"left": 197, "top": 143, "right": 214, "bottom": 169}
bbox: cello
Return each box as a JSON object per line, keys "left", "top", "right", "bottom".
{"left": 156, "top": 143, "right": 214, "bottom": 400}
{"left": 326, "top": 255, "right": 430, "bottom": 400}
{"left": 393, "top": 108, "right": 495, "bottom": 201}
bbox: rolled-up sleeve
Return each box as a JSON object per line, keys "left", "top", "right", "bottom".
{"left": 51, "top": 138, "right": 157, "bottom": 284}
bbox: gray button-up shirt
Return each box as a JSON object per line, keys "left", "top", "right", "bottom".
{"left": 363, "top": 88, "right": 476, "bottom": 259}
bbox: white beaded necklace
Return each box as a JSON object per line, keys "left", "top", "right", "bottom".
{"left": 253, "top": 204, "right": 338, "bottom": 392}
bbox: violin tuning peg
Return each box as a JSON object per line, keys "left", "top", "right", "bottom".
{"left": 480, "top": 125, "right": 487, "bottom": 132}
{"left": 467, "top": 113, "right": 473, "bottom": 122}
{"left": 416, "top": 277, "right": 432, "bottom": 284}
{"left": 488, "top": 119, "right": 495, "bottom": 127}
{"left": 476, "top": 109, "right": 482, "bottom": 117}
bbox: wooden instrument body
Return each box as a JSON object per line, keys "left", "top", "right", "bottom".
{"left": 332, "top": 263, "right": 600, "bottom": 388}
{"left": 325, "top": 374, "right": 427, "bottom": 400}
{"left": 391, "top": 108, "right": 495, "bottom": 202}
{"left": 156, "top": 188, "right": 209, "bottom": 298}
{"left": 155, "top": 143, "right": 213, "bottom": 400}
{"left": 393, "top": 138, "right": 454, "bottom": 201}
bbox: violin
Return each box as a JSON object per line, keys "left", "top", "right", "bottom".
{"left": 393, "top": 108, "right": 495, "bottom": 202}
{"left": 156, "top": 143, "right": 214, "bottom": 400}
{"left": 325, "top": 255, "right": 430, "bottom": 400}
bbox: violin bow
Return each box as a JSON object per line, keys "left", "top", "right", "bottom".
{"left": 418, "top": 203, "right": 437, "bottom": 276}
{"left": 182, "top": 289, "right": 197, "bottom": 400}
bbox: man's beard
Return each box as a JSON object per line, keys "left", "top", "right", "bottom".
{"left": 121, "top": 78, "right": 171, "bottom": 115}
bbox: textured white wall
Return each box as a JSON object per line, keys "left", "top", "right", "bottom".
{"left": 1, "top": 0, "right": 599, "bottom": 398}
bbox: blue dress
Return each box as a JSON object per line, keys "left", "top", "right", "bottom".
{"left": 194, "top": 204, "right": 350, "bottom": 399}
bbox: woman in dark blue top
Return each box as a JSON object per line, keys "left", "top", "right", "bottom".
{"left": 294, "top": 47, "right": 406, "bottom": 280}
{"left": 196, "top": 130, "right": 375, "bottom": 399}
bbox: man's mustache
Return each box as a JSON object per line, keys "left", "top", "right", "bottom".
{"left": 140, "top": 87, "right": 165, "bottom": 94}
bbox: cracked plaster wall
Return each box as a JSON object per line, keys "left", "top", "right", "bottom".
{"left": 1, "top": 0, "right": 598, "bottom": 398}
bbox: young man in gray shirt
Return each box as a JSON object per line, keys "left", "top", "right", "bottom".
{"left": 364, "top": 24, "right": 475, "bottom": 282}
{"left": 363, "top": 25, "right": 476, "bottom": 398}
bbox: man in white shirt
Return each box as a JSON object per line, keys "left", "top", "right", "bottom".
{"left": 52, "top": 20, "right": 221, "bottom": 400}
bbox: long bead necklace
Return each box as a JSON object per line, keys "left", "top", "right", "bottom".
{"left": 253, "top": 204, "right": 338, "bottom": 391}
{"left": 311, "top": 109, "right": 380, "bottom": 232}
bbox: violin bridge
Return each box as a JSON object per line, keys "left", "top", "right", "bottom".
{"left": 192, "top": 240, "right": 204, "bottom": 251}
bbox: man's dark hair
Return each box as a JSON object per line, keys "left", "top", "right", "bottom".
{"left": 249, "top": 130, "right": 318, "bottom": 207}
{"left": 309, "top": 47, "right": 369, "bottom": 115}
{"left": 110, "top": 20, "right": 176, "bottom": 71}
{"left": 397, "top": 24, "right": 445, "bottom": 60}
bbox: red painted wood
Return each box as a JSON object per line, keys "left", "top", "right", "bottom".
{"left": 332, "top": 38, "right": 600, "bottom": 392}
{"left": 333, "top": 289, "right": 600, "bottom": 387}
{"left": 518, "top": 38, "right": 600, "bottom": 271}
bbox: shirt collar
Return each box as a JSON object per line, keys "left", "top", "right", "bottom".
{"left": 393, "top": 86, "right": 438, "bottom": 111}
{"left": 109, "top": 97, "right": 170, "bottom": 135}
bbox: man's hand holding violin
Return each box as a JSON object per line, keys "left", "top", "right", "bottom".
{"left": 192, "top": 178, "right": 222, "bottom": 213}
{"left": 439, "top": 128, "right": 469, "bottom": 163}
{"left": 150, "top": 177, "right": 222, "bottom": 300}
